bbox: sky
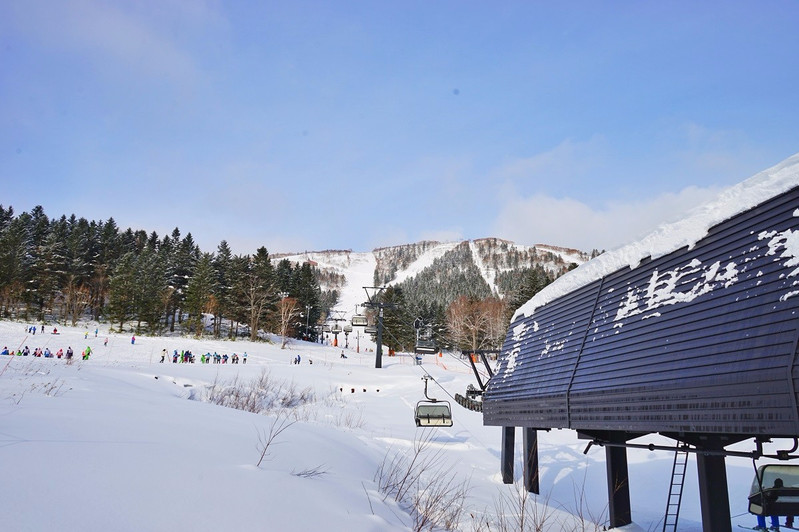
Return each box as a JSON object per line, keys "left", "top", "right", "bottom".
{"left": 2, "top": 1, "right": 798, "bottom": 256}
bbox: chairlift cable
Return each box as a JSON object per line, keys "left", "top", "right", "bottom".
{"left": 443, "top": 350, "right": 493, "bottom": 381}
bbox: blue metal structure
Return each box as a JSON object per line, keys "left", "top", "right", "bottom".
{"left": 483, "top": 185, "right": 799, "bottom": 531}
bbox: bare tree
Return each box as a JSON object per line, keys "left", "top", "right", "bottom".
{"left": 446, "top": 296, "right": 508, "bottom": 352}
{"left": 482, "top": 296, "right": 508, "bottom": 350}
{"left": 63, "top": 282, "right": 92, "bottom": 326}
{"left": 276, "top": 296, "right": 300, "bottom": 349}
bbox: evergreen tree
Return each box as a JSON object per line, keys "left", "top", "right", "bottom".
{"left": 275, "top": 259, "right": 294, "bottom": 294}
{"left": 107, "top": 252, "right": 137, "bottom": 331}
{"left": 509, "top": 265, "right": 552, "bottom": 314}
{"left": 0, "top": 211, "right": 32, "bottom": 318}
{"left": 62, "top": 216, "right": 94, "bottom": 325}
{"left": 234, "top": 247, "right": 276, "bottom": 341}
{"left": 228, "top": 254, "right": 250, "bottom": 338}
{"left": 212, "top": 240, "right": 234, "bottom": 338}
{"left": 290, "top": 262, "right": 322, "bottom": 340}
{"left": 133, "top": 247, "right": 169, "bottom": 333}
{"left": 185, "top": 252, "right": 216, "bottom": 337}
{"left": 90, "top": 218, "right": 121, "bottom": 321}
{"left": 379, "top": 286, "right": 414, "bottom": 352}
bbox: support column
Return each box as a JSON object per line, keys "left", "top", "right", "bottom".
{"left": 523, "top": 428, "right": 539, "bottom": 494}
{"left": 606, "top": 445, "right": 632, "bottom": 528}
{"left": 697, "top": 450, "right": 731, "bottom": 532}
{"left": 501, "top": 426, "right": 515, "bottom": 484}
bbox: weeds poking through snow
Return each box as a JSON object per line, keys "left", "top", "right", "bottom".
{"left": 255, "top": 409, "right": 296, "bottom": 467}
{"left": 292, "top": 465, "right": 329, "bottom": 478}
{"left": 375, "top": 430, "right": 470, "bottom": 531}
{"left": 194, "top": 369, "right": 315, "bottom": 415}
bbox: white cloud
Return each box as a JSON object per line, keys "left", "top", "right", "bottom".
{"left": 492, "top": 185, "right": 724, "bottom": 252}
{"left": 492, "top": 136, "right": 610, "bottom": 196}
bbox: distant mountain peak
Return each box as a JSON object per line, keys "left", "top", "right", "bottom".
{"left": 275, "top": 238, "right": 591, "bottom": 318}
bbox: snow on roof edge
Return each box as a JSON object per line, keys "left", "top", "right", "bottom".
{"left": 512, "top": 152, "right": 799, "bottom": 322}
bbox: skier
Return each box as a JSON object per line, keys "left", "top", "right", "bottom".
{"left": 160, "top": 349, "right": 166, "bottom": 363}
{"left": 753, "top": 477, "right": 784, "bottom": 530}
{"left": 242, "top": 352, "right": 247, "bottom": 364}
{"left": 131, "top": 335, "right": 135, "bottom": 345}
{"left": 1, "top": 347, "right": 8, "bottom": 356}
{"left": 66, "top": 347, "right": 73, "bottom": 360}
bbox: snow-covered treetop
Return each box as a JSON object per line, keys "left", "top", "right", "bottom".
{"left": 513, "top": 152, "right": 799, "bottom": 322}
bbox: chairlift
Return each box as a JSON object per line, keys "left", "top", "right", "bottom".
{"left": 331, "top": 323, "right": 342, "bottom": 334}
{"left": 364, "top": 325, "right": 377, "bottom": 334}
{"left": 748, "top": 464, "right": 799, "bottom": 516}
{"left": 414, "top": 321, "right": 438, "bottom": 354}
{"left": 351, "top": 314, "right": 368, "bottom": 327}
{"left": 414, "top": 375, "right": 453, "bottom": 427}
{"left": 343, "top": 323, "right": 353, "bottom": 333}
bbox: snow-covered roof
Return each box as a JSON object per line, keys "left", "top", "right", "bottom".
{"left": 513, "top": 152, "right": 799, "bottom": 322}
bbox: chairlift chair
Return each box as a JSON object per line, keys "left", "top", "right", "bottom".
{"left": 414, "top": 324, "right": 437, "bottom": 354}
{"left": 748, "top": 464, "right": 799, "bottom": 516}
{"left": 414, "top": 375, "right": 453, "bottom": 427}
{"left": 351, "top": 314, "right": 368, "bottom": 327}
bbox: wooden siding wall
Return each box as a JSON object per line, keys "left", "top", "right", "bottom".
{"left": 484, "top": 187, "right": 799, "bottom": 437}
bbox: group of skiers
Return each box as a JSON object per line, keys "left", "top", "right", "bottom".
{"left": 159, "top": 349, "right": 247, "bottom": 365}
{"left": 1, "top": 345, "right": 91, "bottom": 360}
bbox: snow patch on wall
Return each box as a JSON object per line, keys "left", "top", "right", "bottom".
{"left": 503, "top": 322, "right": 529, "bottom": 377}
{"left": 759, "top": 210, "right": 799, "bottom": 301}
{"left": 614, "top": 259, "right": 740, "bottom": 324}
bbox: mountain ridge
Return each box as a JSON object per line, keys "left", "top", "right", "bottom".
{"left": 275, "top": 238, "right": 591, "bottom": 319}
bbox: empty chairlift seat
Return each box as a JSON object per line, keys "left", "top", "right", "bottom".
{"left": 749, "top": 464, "right": 799, "bottom": 516}
{"left": 415, "top": 401, "right": 453, "bottom": 427}
{"left": 414, "top": 375, "right": 453, "bottom": 427}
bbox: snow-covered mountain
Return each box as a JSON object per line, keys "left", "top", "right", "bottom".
{"left": 275, "top": 238, "right": 590, "bottom": 320}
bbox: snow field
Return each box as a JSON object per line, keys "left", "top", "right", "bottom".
{"left": 0, "top": 320, "right": 784, "bottom": 531}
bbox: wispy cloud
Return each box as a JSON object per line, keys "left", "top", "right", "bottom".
{"left": 492, "top": 185, "right": 724, "bottom": 252}
{"left": 7, "top": 0, "right": 225, "bottom": 84}
{"left": 491, "top": 137, "right": 610, "bottom": 197}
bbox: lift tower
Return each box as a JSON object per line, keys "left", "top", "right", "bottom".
{"left": 362, "top": 286, "right": 394, "bottom": 369}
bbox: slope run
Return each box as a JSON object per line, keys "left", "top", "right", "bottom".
{"left": 389, "top": 242, "right": 462, "bottom": 285}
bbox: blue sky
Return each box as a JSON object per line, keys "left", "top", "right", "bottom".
{"left": 2, "top": 1, "right": 798, "bottom": 255}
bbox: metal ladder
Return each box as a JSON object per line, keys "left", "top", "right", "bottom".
{"left": 662, "top": 445, "right": 690, "bottom": 532}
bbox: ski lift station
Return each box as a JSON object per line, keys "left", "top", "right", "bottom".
{"left": 482, "top": 156, "right": 799, "bottom": 532}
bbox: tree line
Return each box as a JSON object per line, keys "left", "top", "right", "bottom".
{"left": 0, "top": 205, "right": 327, "bottom": 341}
{"left": 375, "top": 263, "right": 556, "bottom": 354}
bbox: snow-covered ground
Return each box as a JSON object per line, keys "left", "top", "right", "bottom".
{"left": 0, "top": 320, "right": 783, "bottom": 531}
